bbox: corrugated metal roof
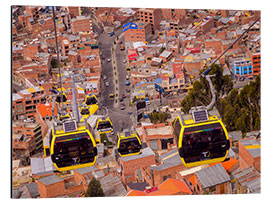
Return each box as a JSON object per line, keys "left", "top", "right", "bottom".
{"left": 196, "top": 163, "right": 230, "bottom": 188}
{"left": 247, "top": 148, "right": 260, "bottom": 158}
{"left": 13, "top": 93, "right": 23, "bottom": 101}
{"left": 99, "top": 174, "right": 127, "bottom": 196}
{"left": 73, "top": 166, "right": 97, "bottom": 175}
{"left": 120, "top": 147, "right": 155, "bottom": 162}
{"left": 38, "top": 175, "right": 62, "bottom": 186}
{"left": 31, "top": 157, "right": 55, "bottom": 175}
{"left": 24, "top": 183, "right": 39, "bottom": 198}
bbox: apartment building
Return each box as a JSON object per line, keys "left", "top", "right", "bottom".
{"left": 123, "top": 22, "right": 152, "bottom": 42}
{"left": 71, "top": 16, "right": 93, "bottom": 34}
{"left": 12, "top": 86, "right": 47, "bottom": 120}
{"left": 137, "top": 8, "right": 162, "bottom": 34}
{"left": 232, "top": 57, "right": 253, "bottom": 79}
{"left": 13, "top": 121, "right": 43, "bottom": 158}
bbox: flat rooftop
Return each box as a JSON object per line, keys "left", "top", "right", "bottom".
{"left": 146, "top": 125, "right": 173, "bottom": 136}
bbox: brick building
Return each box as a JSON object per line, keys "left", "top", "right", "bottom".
{"left": 231, "top": 167, "right": 260, "bottom": 193}
{"left": 68, "top": 6, "right": 81, "bottom": 17}
{"left": 12, "top": 86, "right": 46, "bottom": 120}
{"left": 136, "top": 123, "right": 174, "bottom": 151}
{"left": 194, "top": 163, "right": 232, "bottom": 194}
{"left": 13, "top": 121, "right": 43, "bottom": 156}
{"left": 238, "top": 139, "right": 260, "bottom": 172}
{"left": 71, "top": 16, "right": 92, "bottom": 34}
{"left": 123, "top": 22, "right": 152, "bottom": 42}
{"left": 137, "top": 8, "right": 162, "bottom": 34}
{"left": 117, "top": 147, "right": 156, "bottom": 184}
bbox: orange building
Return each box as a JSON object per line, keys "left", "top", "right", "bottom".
{"left": 252, "top": 53, "right": 261, "bottom": 76}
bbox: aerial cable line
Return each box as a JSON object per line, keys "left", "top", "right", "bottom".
{"left": 52, "top": 6, "right": 63, "bottom": 102}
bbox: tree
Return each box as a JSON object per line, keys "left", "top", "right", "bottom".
{"left": 85, "top": 177, "right": 105, "bottom": 197}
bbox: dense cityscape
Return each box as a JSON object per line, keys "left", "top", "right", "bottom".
{"left": 11, "top": 5, "right": 261, "bottom": 198}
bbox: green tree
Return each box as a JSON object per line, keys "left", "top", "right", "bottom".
{"left": 85, "top": 177, "right": 105, "bottom": 197}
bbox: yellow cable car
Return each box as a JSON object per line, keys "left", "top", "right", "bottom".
{"left": 57, "top": 113, "right": 72, "bottom": 121}
{"left": 116, "top": 130, "right": 142, "bottom": 157}
{"left": 82, "top": 95, "right": 99, "bottom": 115}
{"left": 83, "top": 95, "right": 97, "bottom": 106}
{"left": 173, "top": 108, "right": 230, "bottom": 168}
{"left": 55, "top": 92, "right": 68, "bottom": 104}
{"left": 49, "top": 119, "right": 97, "bottom": 171}
{"left": 96, "top": 117, "right": 113, "bottom": 134}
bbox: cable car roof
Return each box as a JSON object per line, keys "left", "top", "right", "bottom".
{"left": 178, "top": 109, "right": 220, "bottom": 126}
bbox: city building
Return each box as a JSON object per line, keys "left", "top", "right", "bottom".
{"left": 12, "top": 86, "right": 46, "bottom": 120}
{"left": 117, "top": 147, "right": 156, "bottom": 184}
{"left": 13, "top": 121, "right": 43, "bottom": 158}
{"left": 137, "top": 8, "right": 162, "bottom": 34}
{"left": 231, "top": 167, "right": 260, "bottom": 193}
{"left": 136, "top": 123, "right": 174, "bottom": 151}
{"left": 71, "top": 16, "right": 93, "bottom": 34}
{"left": 232, "top": 57, "right": 253, "bottom": 79}
{"left": 123, "top": 22, "right": 152, "bottom": 42}
{"left": 252, "top": 53, "right": 261, "bottom": 76}
{"left": 194, "top": 164, "right": 232, "bottom": 194}
{"left": 238, "top": 139, "right": 260, "bottom": 172}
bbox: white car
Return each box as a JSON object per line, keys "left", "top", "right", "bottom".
{"left": 105, "top": 81, "right": 110, "bottom": 87}
{"left": 103, "top": 75, "right": 107, "bottom": 80}
{"left": 107, "top": 58, "right": 111, "bottom": 62}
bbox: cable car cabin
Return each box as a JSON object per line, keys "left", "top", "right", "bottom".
{"left": 116, "top": 131, "right": 142, "bottom": 157}
{"left": 49, "top": 120, "right": 97, "bottom": 171}
{"left": 83, "top": 95, "right": 99, "bottom": 115}
{"left": 55, "top": 92, "right": 67, "bottom": 104}
{"left": 173, "top": 108, "right": 230, "bottom": 168}
{"left": 96, "top": 117, "right": 113, "bottom": 134}
{"left": 57, "top": 114, "right": 72, "bottom": 122}
{"left": 84, "top": 95, "right": 97, "bottom": 106}
{"left": 80, "top": 106, "right": 91, "bottom": 121}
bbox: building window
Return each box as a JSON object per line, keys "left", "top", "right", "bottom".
{"left": 163, "top": 174, "right": 171, "bottom": 181}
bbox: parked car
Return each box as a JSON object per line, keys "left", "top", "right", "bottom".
{"left": 107, "top": 32, "right": 115, "bottom": 37}
{"left": 120, "top": 103, "right": 126, "bottom": 110}
{"left": 107, "top": 58, "right": 111, "bottom": 62}
{"left": 125, "top": 80, "right": 130, "bottom": 86}
{"left": 122, "top": 94, "right": 126, "bottom": 98}
{"left": 103, "top": 75, "right": 107, "bottom": 80}
{"left": 105, "top": 82, "right": 110, "bottom": 87}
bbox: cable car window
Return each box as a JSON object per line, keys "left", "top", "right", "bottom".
{"left": 81, "top": 108, "right": 90, "bottom": 115}
{"left": 173, "top": 118, "right": 181, "bottom": 147}
{"left": 53, "top": 132, "right": 96, "bottom": 167}
{"left": 182, "top": 123, "right": 228, "bottom": 163}
{"left": 86, "top": 97, "right": 97, "bottom": 105}
{"left": 56, "top": 94, "right": 67, "bottom": 103}
{"left": 97, "top": 121, "right": 112, "bottom": 130}
{"left": 118, "top": 137, "right": 141, "bottom": 155}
